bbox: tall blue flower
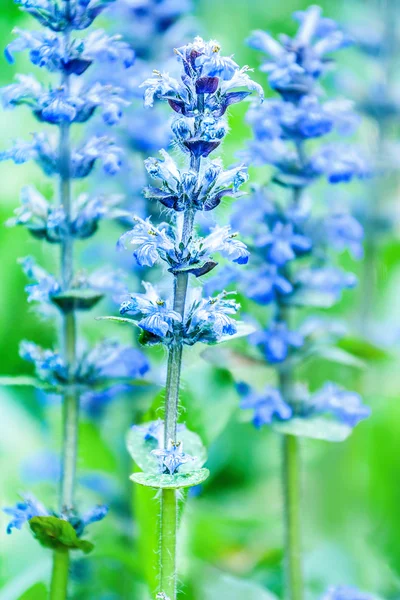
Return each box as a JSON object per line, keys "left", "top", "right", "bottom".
{"left": 0, "top": 0, "right": 147, "bottom": 586}
{"left": 202, "top": 10, "right": 372, "bottom": 600}
{"left": 206, "top": 7, "right": 371, "bottom": 435}
{"left": 113, "top": 37, "right": 261, "bottom": 600}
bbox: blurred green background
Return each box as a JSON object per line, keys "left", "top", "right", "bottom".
{"left": 1, "top": 1, "right": 400, "bottom": 599}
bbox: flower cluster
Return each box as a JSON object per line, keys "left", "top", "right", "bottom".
{"left": 117, "top": 44, "right": 259, "bottom": 597}
{"left": 118, "top": 37, "right": 261, "bottom": 345}
{"left": 208, "top": 6, "right": 370, "bottom": 433}
{"left": 21, "top": 339, "right": 149, "bottom": 388}
{"left": 4, "top": 493, "right": 107, "bottom": 538}
{"left": 239, "top": 381, "right": 370, "bottom": 429}
{"left": 1, "top": 0, "right": 148, "bottom": 548}
{"left": 244, "top": 7, "right": 367, "bottom": 185}
{"left": 120, "top": 283, "right": 240, "bottom": 345}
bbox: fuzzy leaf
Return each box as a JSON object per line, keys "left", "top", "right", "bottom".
{"left": 273, "top": 416, "right": 352, "bottom": 442}
{"left": 130, "top": 468, "right": 210, "bottom": 489}
{"left": 126, "top": 422, "right": 207, "bottom": 474}
{"left": 29, "top": 516, "right": 94, "bottom": 553}
{"left": 96, "top": 316, "right": 140, "bottom": 328}
{"left": 0, "top": 376, "right": 55, "bottom": 390}
{"left": 168, "top": 260, "right": 218, "bottom": 278}
{"left": 52, "top": 289, "right": 104, "bottom": 312}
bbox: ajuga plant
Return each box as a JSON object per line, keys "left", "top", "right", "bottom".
{"left": 207, "top": 6, "right": 372, "bottom": 600}
{"left": 0, "top": 0, "right": 145, "bottom": 597}
{"left": 112, "top": 37, "right": 263, "bottom": 599}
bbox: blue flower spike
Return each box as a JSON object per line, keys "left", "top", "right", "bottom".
{"left": 0, "top": 0, "right": 149, "bottom": 586}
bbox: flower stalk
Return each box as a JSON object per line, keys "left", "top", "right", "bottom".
{"left": 50, "top": 549, "right": 70, "bottom": 600}
{"left": 118, "top": 36, "right": 260, "bottom": 599}
{"left": 160, "top": 489, "right": 178, "bottom": 600}
{"left": 220, "top": 7, "right": 373, "bottom": 600}
{"left": 282, "top": 434, "right": 303, "bottom": 600}
{"left": 1, "top": 0, "right": 136, "bottom": 590}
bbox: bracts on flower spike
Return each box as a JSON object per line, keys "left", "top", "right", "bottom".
{"left": 111, "top": 36, "right": 262, "bottom": 600}
{"left": 0, "top": 1, "right": 139, "bottom": 598}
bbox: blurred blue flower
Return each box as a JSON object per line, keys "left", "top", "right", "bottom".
{"left": 4, "top": 494, "right": 48, "bottom": 534}
{"left": 312, "top": 382, "right": 371, "bottom": 427}
{"left": 20, "top": 341, "right": 67, "bottom": 385}
{"left": 246, "top": 264, "right": 293, "bottom": 304}
{"left": 256, "top": 222, "right": 312, "bottom": 266}
{"left": 321, "top": 586, "right": 375, "bottom": 600}
{"left": 247, "top": 6, "right": 350, "bottom": 99}
{"left": 251, "top": 321, "right": 304, "bottom": 363}
{"left": 238, "top": 382, "right": 292, "bottom": 427}
{"left": 325, "top": 211, "right": 364, "bottom": 259}
{"left": 311, "top": 144, "right": 369, "bottom": 184}
{"left": 295, "top": 266, "right": 357, "bottom": 306}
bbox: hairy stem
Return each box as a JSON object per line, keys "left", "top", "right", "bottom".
{"left": 160, "top": 203, "right": 197, "bottom": 600}
{"left": 50, "top": 549, "right": 70, "bottom": 600}
{"left": 282, "top": 434, "right": 303, "bottom": 600}
{"left": 160, "top": 490, "right": 178, "bottom": 599}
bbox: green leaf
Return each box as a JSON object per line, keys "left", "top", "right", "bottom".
{"left": 130, "top": 468, "right": 210, "bottom": 489}
{"left": 273, "top": 416, "right": 352, "bottom": 442}
{"left": 286, "top": 289, "right": 337, "bottom": 308}
{"left": 318, "top": 346, "right": 366, "bottom": 369}
{"left": 337, "top": 337, "right": 389, "bottom": 361}
{"left": 18, "top": 583, "right": 47, "bottom": 600}
{"left": 29, "top": 517, "right": 94, "bottom": 553}
{"left": 126, "top": 422, "right": 207, "bottom": 474}
{"left": 168, "top": 259, "right": 217, "bottom": 278}
{"left": 0, "top": 376, "right": 53, "bottom": 390}
{"left": 95, "top": 316, "right": 140, "bottom": 328}
{"left": 52, "top": 289, "right": 104, "bottom": 312}
{"left": 79, "top": 421, "right": 117, "bottom": 473}
{"left": 182, "top": 366, "right": 239, "bottom": 446}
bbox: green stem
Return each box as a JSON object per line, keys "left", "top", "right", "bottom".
{"left": 278, "top": 159, "right": 304, "bottom": 600}
{"left": 50, "top": 8, "right": 77, "bottom": 598}
{"left": 60, "top": 313, "right": 78, "bottom": 511}
{"left": 50, "top": 549, "right": 70, "bottom": 600}
{"left": 160, "top": 205, "right": 196, "bottom": 600}
{"left": 282, "top": 435, "right": 303, "bottom": 600}
{"left": 160, "top": 490, "right": 178, "bottom": 600}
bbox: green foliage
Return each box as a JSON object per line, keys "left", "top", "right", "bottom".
{"left": 29, "top": 517, "right": 93, "bottom": 553}
{"left": 273, "top": 417, "right": 352, "bottom": 442}
{"left": 52, "top": 290, "right": 104, "bottom": 312}
{"left": 18, "top": 583, "right": 47, "bottom": 600}
{"left": 131, "top": 468, "right": 210, "bottom": 490}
